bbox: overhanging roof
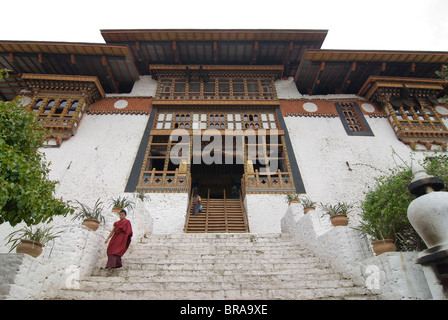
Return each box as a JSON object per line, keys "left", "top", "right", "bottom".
{"left": 0, "top": 41, "right": 139, "bottom": 100}
{"left": 2, "top": 29, "right": 448, "bottom": 101}
{"left": 295, "top": 49, "right": 448, "bottom": 95}
{"left": 101, "top": 29, "right": 328, "bottom": 77}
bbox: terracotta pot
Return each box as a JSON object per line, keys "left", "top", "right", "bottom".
{"left": 82, "top": 218, "right": 100, "bottom": 231}
{"left": 16, "top": 239, "right": 43, "bottom": 258}
{"left": 288, "top": 199, "right": 299, "bottom": 205}
{"left": 330, "top": 214, "right": 348, "bottom": 226}
{"left": 371, "top": 239, "right": 397, "bottom": 255}
{"left": 112, "top": 207, "right": 123, "bottom": 214}
{"left": 303, "top": 207, "right": 315, "bottom": 214}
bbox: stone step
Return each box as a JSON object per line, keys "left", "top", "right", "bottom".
{"left": 91, "top": 269, "right": 341, "bottom": 280}
{"left": 76, "top": 277, "right": 357, "bottom": 292}
{"left": 102, "top": 260, "right": 326, "bottom": 271}
{"left": 124, "top": 253, "right": 317, "bottom": 262}
{"left": 53, "top": 233, "right": 376, "bottom": 300}
{"left": 57, "top": 286, "right": 373, "bottom": 300}
{"left": 92, "top": 266, "right": 337, "bottom": 278}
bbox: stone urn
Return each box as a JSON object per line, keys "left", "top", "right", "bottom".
{"left": 407, "top": 163, "right": 447, "bottom": 254}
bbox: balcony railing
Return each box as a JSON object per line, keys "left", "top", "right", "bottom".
{"left": 136, "top": 168, "right": 190, "bottom": 193}
{"left": 242, "top": 169, "right": 295, "bottom": 193}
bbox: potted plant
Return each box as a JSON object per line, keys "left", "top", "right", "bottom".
{"left": 285, "top": 193, "right": 300, "bottom": 205}
{"left": 135, "top": 191, "right": 148, "bottom": 202}
{"left": 5, "top": 225, "right": 62, "bottom": 258}
{"left": 355, "top": 163, "right": 415, "bottom": 254}
{"left": 72, "top": 199, "right": 105, "bottom": 231}
{"left": 109, "top": 195, "right": 135, "bottom": 213}
{"left": 299, "top": 195, "right": 317, "bottom": 214}
{"left": 352, "top": 216, "right": 398, "bottom": 255}
{"left": 320, "top": 202, "right": 352, "bottom": 226}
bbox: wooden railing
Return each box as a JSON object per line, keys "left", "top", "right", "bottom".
{"left": 239, "top": 189, "right": 249, "bottom": 232}
{"left": 136, "top": 168, "right": 190, "bottom": 192}
{"left": 183, "top": 188, "right": 195, "bottom": 232}
{"left": 243, "top": 169, "right": 295, "bottom": 193}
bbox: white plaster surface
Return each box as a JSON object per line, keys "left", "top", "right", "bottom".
{"left": 0, "top": 79, "right": 444, "bottom": 299}
{"left": 143, "top": 193, "right": 189, "bottom": 234}
{"left": 245, "top": 194, "right": 289, "bottom": 233}
{"left": 105, "top": 76, "right": 157, "bottom": 97}
{"left": 281, "top": 204, "right": 432, "bottom": 299}
{"left": 274, "top": 78, "right": 302, "bottom": 99}
{"left": 284, "top": 115, "right": 429, "bottom": 224}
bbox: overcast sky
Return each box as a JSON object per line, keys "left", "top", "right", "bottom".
{"left": 1, "top": 0, "right": 448, "bottom": 52}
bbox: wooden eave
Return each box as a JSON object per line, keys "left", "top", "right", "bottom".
{"left": 0, "top": 40, "right": 139, "bottom": 100}
{"left": 101, "top": 29, "right": 327, "bottom": 78}
{"left": 21, "top": 73, "right": 106, "bottom": 98}
{"left": 0, "top": 41, "right": 130, "bottom": 57}
{"left": 101, "top": 29, "right": 328, "bottom": 43}
{"left": 295, "top": 49, "right": 448, "bottom": 96}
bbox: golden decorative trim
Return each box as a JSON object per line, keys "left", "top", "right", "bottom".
{"left": 87, "top": 110, "right": 149, "bottom": 115}
{"left": 284, "top": 113, "right": 338, "bottom": 118}
{"left": 153, "top": 100, "right": 279, "bottom": 106}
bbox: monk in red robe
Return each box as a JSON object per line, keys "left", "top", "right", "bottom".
{"left": 104, "top": 209, "right": 133, "bottom": 276}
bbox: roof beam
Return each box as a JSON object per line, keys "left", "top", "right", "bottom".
{"left": 340, "top": 61, "right": 356, "bottom": 93}
{"left": 172, "top": 41, "right": 180, "bottom": 64}
{"left": 250, "top": 41, "right": 259, "bottom": 65}
{"left": 101, "top": 55, "right": 119, "bottom": 93}
{"left": 309, "top": 61, "right": 325, "bottom": 94}
{"left": 213, "top": 41, "right": 218, "bottom": 64}
{"left": 8, "top": 53, "right": 23, "bottom": 74}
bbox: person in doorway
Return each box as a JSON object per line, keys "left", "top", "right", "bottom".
{"left": 192, "top": 187, "right": 202, "bottom": 216}
{"left": 104, "top": 209, "right": 133, "bottom": 276}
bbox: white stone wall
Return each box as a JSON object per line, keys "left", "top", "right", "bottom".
{"left": 274, "top": 78, "right": 302, "bottom": 99}
{"left": 105, "top": 75, "right": 158, "bottom": 98}
{"left": 144, "top": 193, "right": 189, "bottom": 234}
{"left": 281, "top": 203, "right": 432, "bottom": 299}
{"left": 245, "top": 194, "right": 289, "bottom": 233}
{"left": 284, "top": 115, "right": 430, "bottom": 223}
{"left": 0, "top": 77, "right": 445, "bottom": 299}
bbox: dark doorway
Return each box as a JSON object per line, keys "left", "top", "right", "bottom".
{"left": 190, "top": 162, "right": 244, "bottom": 199}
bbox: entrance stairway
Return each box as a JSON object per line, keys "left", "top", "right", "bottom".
{"left": 185, "top": 196, "right": 249, "bottom": 233}
{"left": 54, "top": 233, "right": 376, "bottom": 300}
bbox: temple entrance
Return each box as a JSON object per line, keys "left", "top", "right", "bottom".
{"left": 184, "top": 162, "right": 249, "bottom": 233}
{"left": 190, "top": 163, "right": 244, "bottom": 199}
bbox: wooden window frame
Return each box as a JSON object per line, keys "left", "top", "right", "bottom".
{"left": 155, "top": 77, "right": 276, "bottom": 101}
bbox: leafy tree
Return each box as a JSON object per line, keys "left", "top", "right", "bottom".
{"left": 0, "top": 69, "right": 73, "bottom": 226}
{"left": 357, "top": 154, "right": 448, "bottom": 251}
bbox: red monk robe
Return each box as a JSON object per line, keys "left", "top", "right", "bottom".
{"left": 105, "top": 211, "right": 133, "bottom": 272}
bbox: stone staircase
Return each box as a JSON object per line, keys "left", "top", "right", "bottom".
{"left": 54, "top": 233, "right": 376, "bottom": 300}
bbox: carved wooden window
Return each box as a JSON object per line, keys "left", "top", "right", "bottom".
{"left": 389, "top": 103, "right": 445, "bottom": 132}
{"left": 31, "top": 99, "right": 43, "bottom": 113}
{"left": 154, "top": 110, "right": 278, "bottom": 131}
{"left": 32, "top": 98, "right": 83, "bottom": 120}
{"left": 155, "top": 77, "right": 276, "bottom": 101}
{"left": 335, "top": 102, "right": 374, "bottom": 136}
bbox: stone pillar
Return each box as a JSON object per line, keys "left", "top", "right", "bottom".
{"left": 407, "top": 163, "right": 448, "bottom": 299}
